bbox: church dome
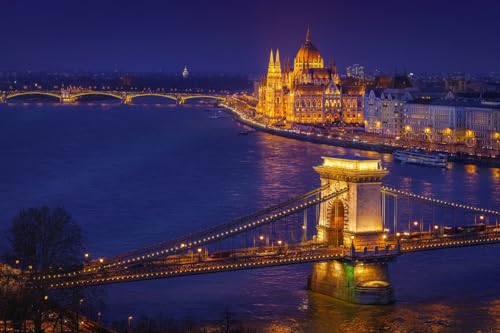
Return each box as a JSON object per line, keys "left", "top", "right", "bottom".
{"left": 294, "top": 28, "right": 324, "bottom": 70}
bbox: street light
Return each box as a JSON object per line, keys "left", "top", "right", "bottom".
{"left": 77, "top": 298, "right": 84, "bottom": 333}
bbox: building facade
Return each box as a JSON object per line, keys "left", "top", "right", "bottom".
{"left": 346, "top": 64, "right": 365, "bottom": 80}
{"left": 404, "top": 100, "right": 500, "bottom": 149}
{"left": 256, "top": 29, "right": 364, "bottom": 126}
{"left": 364, "top": 89, "right": 414, "bottom": 137}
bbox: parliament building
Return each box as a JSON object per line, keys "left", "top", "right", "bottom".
{"left": 256, "top": 29, "right": 364, "bottom": 126}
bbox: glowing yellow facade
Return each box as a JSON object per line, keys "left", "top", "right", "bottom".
{"left": 257, "top": 29, "right": 364, "bottom": 125}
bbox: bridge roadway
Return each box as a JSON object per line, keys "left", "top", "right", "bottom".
{"left": 0, "top": 90, "right": 228, "bottom": 104}
{"left": 37, "top": 228, "right": 500, "bottom": 289}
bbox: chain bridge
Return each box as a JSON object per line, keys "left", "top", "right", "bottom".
{"left": 28, "top": 156, "right": 500, "bottom": 305}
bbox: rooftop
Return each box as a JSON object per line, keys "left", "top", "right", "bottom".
{"left": 321, "top": 155, "right": 382, "bottom": 172}
{"left": 327, "top": 154, "right": 378, "bottom": 161}
{"left": 409, "top": 99, "right": 500, "bottom": 109}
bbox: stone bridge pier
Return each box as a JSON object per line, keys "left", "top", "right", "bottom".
{"left": 0, "top": 92, "right": 6, "bottom": 103}
{"left": 177, "top": 96, "right": 186, "bottom": 105}
{"left": 123, "top": 94, "right": 133, "bottom": 105}
{"left": 60, "top": 90, "right": 75, "bottom": 103}
{"left": 308, "top": 156, "right": 394, "bottom": 304}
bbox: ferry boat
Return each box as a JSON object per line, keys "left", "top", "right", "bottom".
{"left": 393, "top": 149, "right": 448, "bottom": 168}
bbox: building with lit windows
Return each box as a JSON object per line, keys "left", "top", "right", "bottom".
{"left": 346, "top": 64, "right": 365, "bottom": 80}
{"left": 256, "top": 29, "right": 364, "bottom": 126}
{"left": 404, "top": 99, "right": 500, "bottom": 149}
{"left": 364, "top": 89, "right": 414, "bottom": 137}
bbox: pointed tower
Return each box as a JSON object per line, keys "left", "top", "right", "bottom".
{"left": 333, "top": 60, "right": 341, "bottom": 85}
{"left": 275, "top": 49, "right": 282, "bottom": 72}
{"left": 264, "top": 49, "right": 284, "bottom": 122}
{"left": 268, "top": 49, "right": 275, "bottom": 72}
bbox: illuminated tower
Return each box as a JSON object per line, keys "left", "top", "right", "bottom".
{"left": 264, "top": 49, "right": 284, "bottom": 121}
{"left": 182, "top": 66, "right": 189, "bottom": 79}
{"left": 309, "top": 156, "right": 394, "bottom": 304}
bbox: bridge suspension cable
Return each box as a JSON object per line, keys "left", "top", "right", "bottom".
{"left": 34, "top": 184, "right": 347, "bottom": 281}
{"left": 381, "top": 186, "right": 500, "bottom": 216}
{"left": 96, "top": 185, "right": 347, "bottom": 269}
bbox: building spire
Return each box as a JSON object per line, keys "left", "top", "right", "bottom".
{"left": 275, "top": 49, "right": 281, "bottom": 69}
{"left": 268, "top": 49, "right": 275, "bottom": 71}
{"left": 306, "top": 26, "right": 311, "bottom": 43}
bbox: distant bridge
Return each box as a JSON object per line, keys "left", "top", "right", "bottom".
{"left": 0, "top": 90, "right": 228, "bottom": 105}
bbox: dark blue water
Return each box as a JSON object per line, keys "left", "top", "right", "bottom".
{"left": 0, "top": 103, "right": 499, "bottom": 332}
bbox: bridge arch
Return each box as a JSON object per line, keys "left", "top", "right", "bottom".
{"left": 6, "top": 92, "right": 61, "bottom": 101}
{"left": 181, "top": 95, "right": 225, "bottom": 102}
{"left": 71, "top": 92, "right": 123, "bottom": 101}
{"left": 328, "top": 199, "right": 346, "bottom": 246}
{"left": 179, "top": 95, "right": 226, "bottom": 104}
{"left": 128, "top": 93, "right": 178, "bottom": 103}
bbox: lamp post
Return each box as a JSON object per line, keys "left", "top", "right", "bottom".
{"left": 128, "top": 315, "right": 133, "bottom": 333}
{"left": 412, "top": 220, "right": 419, "bottom": 235}
{"left": 77, "top": 298, "right": 84, "bottom": 333}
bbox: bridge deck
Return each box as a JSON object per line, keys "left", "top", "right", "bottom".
{"left": 37, "top": 229, "right": 500, "bottom": 289}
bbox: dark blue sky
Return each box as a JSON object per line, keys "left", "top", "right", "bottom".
{"left": 2, "top": 0, "right": 500, "bottom": 74}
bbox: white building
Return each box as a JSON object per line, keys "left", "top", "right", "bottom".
{"left": 346, "top": 64, "right": 365, "bottom": 80}
{"left": 364, "top": 89, "right": 414, "bottom": 137}
{"left": 405, "top": 99, "right": 500, "bottom": 148}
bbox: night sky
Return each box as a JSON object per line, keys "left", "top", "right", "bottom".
{"left": 2, "top": 0, "right": 500, "bottom": 74}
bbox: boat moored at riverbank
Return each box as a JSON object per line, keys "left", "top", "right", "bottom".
{"left": 393, "top": 149, "right": 448, "bottom": 168}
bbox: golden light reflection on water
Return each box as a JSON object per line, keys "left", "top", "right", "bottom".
{"left": 263, "top": 321, "right": 300, "bottom": 333}
{"left": 464, "top": 164, "right": 478, "bottom": 175}
{"left": 491, "top": 168, "right": 500, "bottom": 181}
{"left": 255, "top": 134, "right": 306, "bottom": 200}
{"left": 238, "top": 290, "right": 500, "bottom": 333}
{"left": 269, "top": 294, "right": 465, "bottom": 333}
{"left": 488, "top": 299, "right": 500, "bottom": 330}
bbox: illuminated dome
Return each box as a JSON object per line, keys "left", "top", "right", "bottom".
{"left": 294, "top": 28, "right": 325, "bottom": 70}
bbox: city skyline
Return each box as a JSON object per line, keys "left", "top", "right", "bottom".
{"left": 2, "top": 0, "right": 500, "bottom": 74}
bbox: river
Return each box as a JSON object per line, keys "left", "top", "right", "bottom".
{"left": 0, "top": 102, "right": 498, "bottom": 332}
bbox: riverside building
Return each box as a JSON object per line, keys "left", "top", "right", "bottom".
{"left": 364, "top": 89, "right": 500, "bottom": 150}
{"left": 404, "top": 99, "right": 500, "bottom": 150}
{"left": 256, "top": 29, "right": 364, "bottom": 126}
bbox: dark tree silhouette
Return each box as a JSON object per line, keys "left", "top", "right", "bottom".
{"left": 2, "top": 206, "right": 85, "bottom": 333}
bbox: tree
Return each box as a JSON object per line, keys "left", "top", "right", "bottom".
{"left": 2, "top": 206, "right": 85, "bottom": 333}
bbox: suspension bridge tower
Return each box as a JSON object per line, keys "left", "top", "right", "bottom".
{"left": 309, "top": 155, "right": 394, "bottom": 304}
